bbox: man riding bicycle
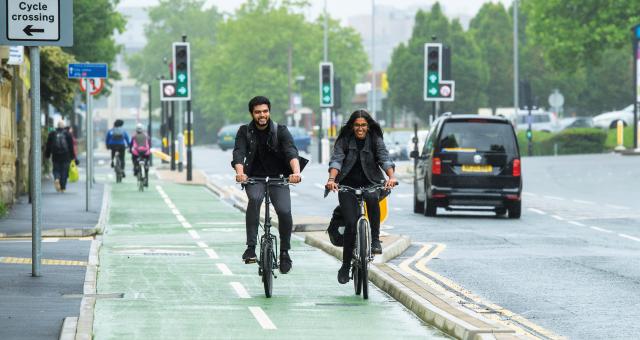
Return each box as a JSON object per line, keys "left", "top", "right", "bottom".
{"left": 232, "top": 96, "right": 302, "bottom": 274}
{"left": 325, "top": 109, "right": 397, "bottom": 284}
{"left": 106, "top": 119, "right": 130, "bottom": 176}
{"left": 130, "top": 123, "right": 151, "bottom": 187}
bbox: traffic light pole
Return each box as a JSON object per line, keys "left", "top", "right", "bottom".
{"left": 148, "top": 83, "right": 153, "bottom": 166}
{"left": 170, "top": 101, "right": 176, "bottom": 171}
{"left": 186, "top": 99, "right": 192, "bottom": 181}
{"left": 633, "top": 25, "right": 639, "bottom": 150}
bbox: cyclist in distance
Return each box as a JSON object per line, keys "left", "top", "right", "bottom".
{"left": 105, "top": 119, "right": 130, "bottom": 177}
{"left": 130, "top": 123, "right": 151, "bottom": 186}
{"left": 232, "top": 96, "right": 303, "bottom": 274}
{"left": 325, "top": 109, "right": 397, "bottom": 284}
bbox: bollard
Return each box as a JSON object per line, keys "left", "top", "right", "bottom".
{"left": 614, "top": 120, "right": 625, "bottom": 152}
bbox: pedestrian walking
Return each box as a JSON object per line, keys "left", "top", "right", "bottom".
{"left": 45, "top": 121, "right": 77, "bottom": 193}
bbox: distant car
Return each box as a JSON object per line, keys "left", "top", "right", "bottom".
{"left": 412, "top": 114, "right": 522, "bottom": 218}
{"left": 516, "top": 111, "right": 560, "bottom": 133}
{"left": 559, "top": 117, "right": 594, "bottom": 131}
{"left": 384, "top": 131, "right": 413, "bottom": 160}
{"left": 593, "top": 105, "right": 634, "bottom": 129}
{"left": 217, "top": 123, "right": 242, "bottom": 151}
{"left": 288, "top": 126, "right": 311, "bottom": 153}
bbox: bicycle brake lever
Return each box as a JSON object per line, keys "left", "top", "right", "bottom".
{"left": 323, "top": 188, "right": 330, "bottom": 198}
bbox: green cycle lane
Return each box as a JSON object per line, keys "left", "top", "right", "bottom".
{"left": 93, "top": 179, "right": 450, "bottom": 339}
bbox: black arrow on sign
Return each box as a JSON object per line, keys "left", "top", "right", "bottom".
{"left": 23, "top": 25, "right": 45, "bottom": 36}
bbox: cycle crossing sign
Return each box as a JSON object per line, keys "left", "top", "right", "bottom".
{"left": 0, "top": 0, "right": 74, "bottom": 46}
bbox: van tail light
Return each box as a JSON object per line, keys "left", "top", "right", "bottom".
{"left": 512, "top": 159, "right": 521, "bottom": 177}
{"left": 506, "top": 194, "right": 520, "bottom": 201}
{"left": 432, "top": 157, "right": 442, "bottom": 175}
{"left": 432, "top": 193, "right": 447, "bottom": 199}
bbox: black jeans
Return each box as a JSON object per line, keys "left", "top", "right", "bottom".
{"left": 245, "top": 182, "right": 292, "bottom": 251}
{"left": 338, "top": 191, "right": 380, "bottom": 265}
{"left": 52, "top": 160, "right": 70, "bottom": 190}
{"left": 110, "top": 145, "right": 126, "bottom": 171}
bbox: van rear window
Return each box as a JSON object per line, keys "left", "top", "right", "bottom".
{"left": 438, "top": 121, "right": 517, "bottom": 154}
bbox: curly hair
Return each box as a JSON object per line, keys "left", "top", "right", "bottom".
{"left": 336, "top": 109, "right": 383, "bottom": 142}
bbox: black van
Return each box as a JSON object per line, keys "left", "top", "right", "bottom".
{"left": 411, "top": 114, "right": 522, "bottom": 218}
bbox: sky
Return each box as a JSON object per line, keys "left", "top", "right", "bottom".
{"left": 118, "top": 0, "right": 514, "bottom": 24}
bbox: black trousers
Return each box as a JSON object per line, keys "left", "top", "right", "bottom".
{"left": 110, "top": 145, "right": 126, "bottom": 171}
{"left": 245, "top": 182, "right": 292, "bottom": 251}
{"left": 52, "top": 160, "right": 70, "bottom": 190}
{"left": 338, "top": 191, "right": 380, "bottom": 265}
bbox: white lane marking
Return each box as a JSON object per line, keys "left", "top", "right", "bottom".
{"left": 606, "top": 204, "right": 630, "bottom": 210}
{"left": 573, "top": 199, "right": 595, "bottom": 205}
{"left": 230, "top": 282, "right": 251, "bottom": 299}
{"left": 396, "top": 193, "right": 413, "bottom": 198}
{"left": 42, "top": 238, "right": 60, "bottom": 243}
{"left": 204, "top": 248, "right": 219, "bottom": 259}
{"left": 217, "top": 263, "right": 233, "bottom": 276}
{"left": 528, "top": 208, "right": 547, "bottom": 215}
{"left": 619, "top": 234, "right": 640, "bottom": 242}
{"left": 167, "top": 204, "right": 177, "bottom": 210}
{"left": 551, "top": 215, "right": 565, "bottom": 221}
{"left": 522, "top": 192, "right": 537, "bottom": 197}
{"left": 314, "top": 183, "right": 325, "bottom": 190}
{"left": 196, "top": 241, "right": 208, "bottom": 248}
{"left": 393, "top": 207, "right": 403, "bottom": 211}
{"left": 181, "top": 222, "right": 192, "bottom": 229}
{"left": 249, "top": 307, "right": 277, "bottom": 330}
{"left": 176, "top": 215, "right": 186, "bottom": 223}
{"left": 210, "top": 174, "right": 223, "bottom": 180}
{"left": 187, "top": 230, "right": 201, "bottom": 240}
{"left": 171, "top": 208, "right": 180, "bottom": 215}
{"left": 290, "top": 192, "right": 299, "bottom": 197}
{"left": 591, "top": 226, "right": 613, "bottom": 234}
{"left": 568, "top": 221, "right": 586, "bottom": 227}
{"left": 543, "top": 195, "right": 564, "bottom": 201}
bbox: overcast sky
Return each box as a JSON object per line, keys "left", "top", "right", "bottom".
{"left": 118, "top": 0, "right": 513, "bottom": 24}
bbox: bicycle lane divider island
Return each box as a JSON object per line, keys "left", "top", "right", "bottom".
{"left": 88, "top": 171, "right": 449, "bottom": 339}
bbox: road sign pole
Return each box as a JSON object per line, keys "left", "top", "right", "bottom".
{"left": 148, "top": 83, "right": 153, "bottom": 166}
{"left": 170, "top": 102, "right": 176, "bottom": 171}
{"left": 633, "top": 25, "right": 639, "bottom": 150}
{"left": 186, "top": 100, "right": 192, "bottom": 181}
{"left": 85, "top": 77, "right": 91, "bottom": 210}
{"left": 30, "top": 46, "right": 42, "bottom": 277}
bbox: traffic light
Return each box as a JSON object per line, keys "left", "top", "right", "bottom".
{"left": 424, "top": 43, "right": 455, "bottom": 101}
{"left": 173, "top": 42, "right": 190, "bottom": 99}
{"left": 319, "top": 62, "right": 334, "bottom": 107}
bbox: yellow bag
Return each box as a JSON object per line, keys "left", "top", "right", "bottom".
{"left": 69, "top": 160, "right": 79, "bottom": 183}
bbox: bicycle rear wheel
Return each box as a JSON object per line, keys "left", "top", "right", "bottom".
{"left": 262, "top": 243, "right": 273, "bottom": 298}
{"left": 137, "top": 169, "right": 144, "bottom": 192}
{"left": 358, "top": 219, "right": 369, "bottom": 299}
{"left": 353, "top": 262, "right": 362, "bottom": 295}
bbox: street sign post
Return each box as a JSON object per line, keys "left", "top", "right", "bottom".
{"left": 424, "top": 43, "right": 455, "bottom": 102}
{"left": 633, "top": 24, "right": 640, "bottom": 150}
{"left": 0, "top": 0, "right": 73, "bottom": 46}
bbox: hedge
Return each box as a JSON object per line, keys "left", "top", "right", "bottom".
{"left": 516, "top": 128, "right": 607, "bottom": 156}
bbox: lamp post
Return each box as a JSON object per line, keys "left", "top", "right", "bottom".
{"left": 513, "top": 0, "right": 519, "bottom": 122}
{"left": 371, "top": 0, "right": 376, "bottom": 118}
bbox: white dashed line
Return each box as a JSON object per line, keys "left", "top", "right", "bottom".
{"left": 217, "top": 263, "right": 233, "bottom": 276}
{"left": 606, "top": 204, "right": 630, "bottom": 210}
{"left": 171, "top": 208, "right": 180, "bottom": 215}
{"left": 249, "top": 307, "right": 277, "bottom": 330}
{"left": 528, "top": 208, "right": 547, "bottom": 215}
{"left": 551, "top": 215, "right": 565, "bottom": 221}
{"left": 204, "top": 248, "right": 219, "bottom": 259}
{"left": 230, "top": 282, "right": 251, "bottom": 298}
{"left": 187, "top": 230, "right": 201, "bottom": 240}
{"left": 544, "top": 196, "right": 564, "bottom": 201}
{"left": 573, "top": 199, "right": 595, "bottom": 205}
{"left": 590, "top": 226, "right": 613, "bottom": 234}
{"left": 619, "top": 234, "right": 640, "bottom": 242}
{"left": 196, "top": 241, "right": 208, "bottom": 248}
{"left": 181, "top": 222, "right": 192, "bottom": 229}
{"left": 176, "top": 215, "right": 186, "bottom": 223}
{"left": 568, "top": 221, "right": 586, "bottom": 227}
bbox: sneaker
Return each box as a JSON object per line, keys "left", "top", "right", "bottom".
{"left": 279, "top": 251, "right": 292, "bottom": 274}
{"left": 242, "top": 246, "right": 256, "bottom": 263}
{"left": 337, "top": 264, "right": 350, "bottom": 284}
{"left": 110, "top": 162, "right": 114, "bottom": 168}
{"left": 54, "top": 179, "right": 61, "bottom": 192}
{"left": 371, "top": 239, "right": 382, "bottom": 255}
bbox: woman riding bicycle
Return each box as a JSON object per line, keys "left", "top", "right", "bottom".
{"left": 325, "top": 109, "right": 397, "bottom": 284}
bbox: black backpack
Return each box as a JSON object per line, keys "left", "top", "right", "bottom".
{"left": 53, "top": 131, "right": 69, "bottom": 155}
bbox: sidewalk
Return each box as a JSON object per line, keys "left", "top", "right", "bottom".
{"left": 0, "top": 167, "right": 105, "bottom": 340}
{"left": 86, "top": 175, "right": 449, "bottom": 339}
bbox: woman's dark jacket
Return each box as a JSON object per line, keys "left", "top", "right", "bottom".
{"left": 329, "top": 133, "right": 394, "bottom": 184}
{"left": 231, "top": 120, "right": 299, "bottom": 176}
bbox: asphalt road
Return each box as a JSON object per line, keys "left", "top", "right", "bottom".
{"left": 195, "top": 146, "right": 640, "bottom": 339}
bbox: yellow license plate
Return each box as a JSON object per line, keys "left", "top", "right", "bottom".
{"left": 223, "top": 136, "right": 233, "bottom": 141}
{"left": 461, "top": 165, "right": 493, "bottom": 172}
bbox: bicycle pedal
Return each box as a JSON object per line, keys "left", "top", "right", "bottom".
{"left": 244, "top": 259, "right": 257, "bottom": 264}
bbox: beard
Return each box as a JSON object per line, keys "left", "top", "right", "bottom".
{"left": 256, "top": 118, "right": 269, "bottom": 127}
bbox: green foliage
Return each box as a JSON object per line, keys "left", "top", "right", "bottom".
{"left": 0, "top": 201, "right": 7, "bottom": 218}
{"left": 517, "top": 128, "right": 607, "bottom": 155}
{"left": 40, "top": 47, "right": 77, "bottom": 112}
{"left": 522, "top": 0, "right": 640, "bottom": 72}
{"left": 126, "top": 0, "right": 221, "bottom": 111}
{"left": 387, "top": 3, "right": 488, "bottom": 119}
{"left": 605, "top": 126, "right": 636, "bottom": 149}
{"left": 196, "top": 1, "right": 368, "bottom": 132}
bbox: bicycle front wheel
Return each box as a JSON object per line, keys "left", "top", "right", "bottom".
{"left": 262, "top": 243, "right": 273, "bottom": 298}
{"left": 358, "top": 218, "right": 369, "bottom": 299}
{"left": 137, "top": 170, "right": 144, "bottom": 192}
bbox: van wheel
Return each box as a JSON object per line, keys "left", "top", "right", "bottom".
{"left": 508, "top": 202, "right": 521, "bottom": 219}
{"left": 424, "top": 196, "right": 437, "bottom": 217}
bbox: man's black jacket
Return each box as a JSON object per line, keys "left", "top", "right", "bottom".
{"left": 231, "top": 120, "right": 299, "bottom": 176}
{"left": 45, "top": 128, "right": 75, "bottom": 163}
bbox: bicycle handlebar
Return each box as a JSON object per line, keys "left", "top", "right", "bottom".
{"left": 244, "top": 176, "right": 291, "bottom": 185}
{"left": 323, "top": 181, "right": 397, "bottom": 198}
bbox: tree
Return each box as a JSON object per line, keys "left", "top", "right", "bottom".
{"left": 40, "top": 47, "right": 77, "bottom": 113}
{"left": 469, "top": 3, "right": 513, "bottom": 111}
{"left": 126, "top": 0, "right": 221, "bottom": 112}
{"left": 196, "top": 0, "right": 368, "bottom": 132}
{"left": 523, "top": 0, "right": 640, "bottom": 72}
